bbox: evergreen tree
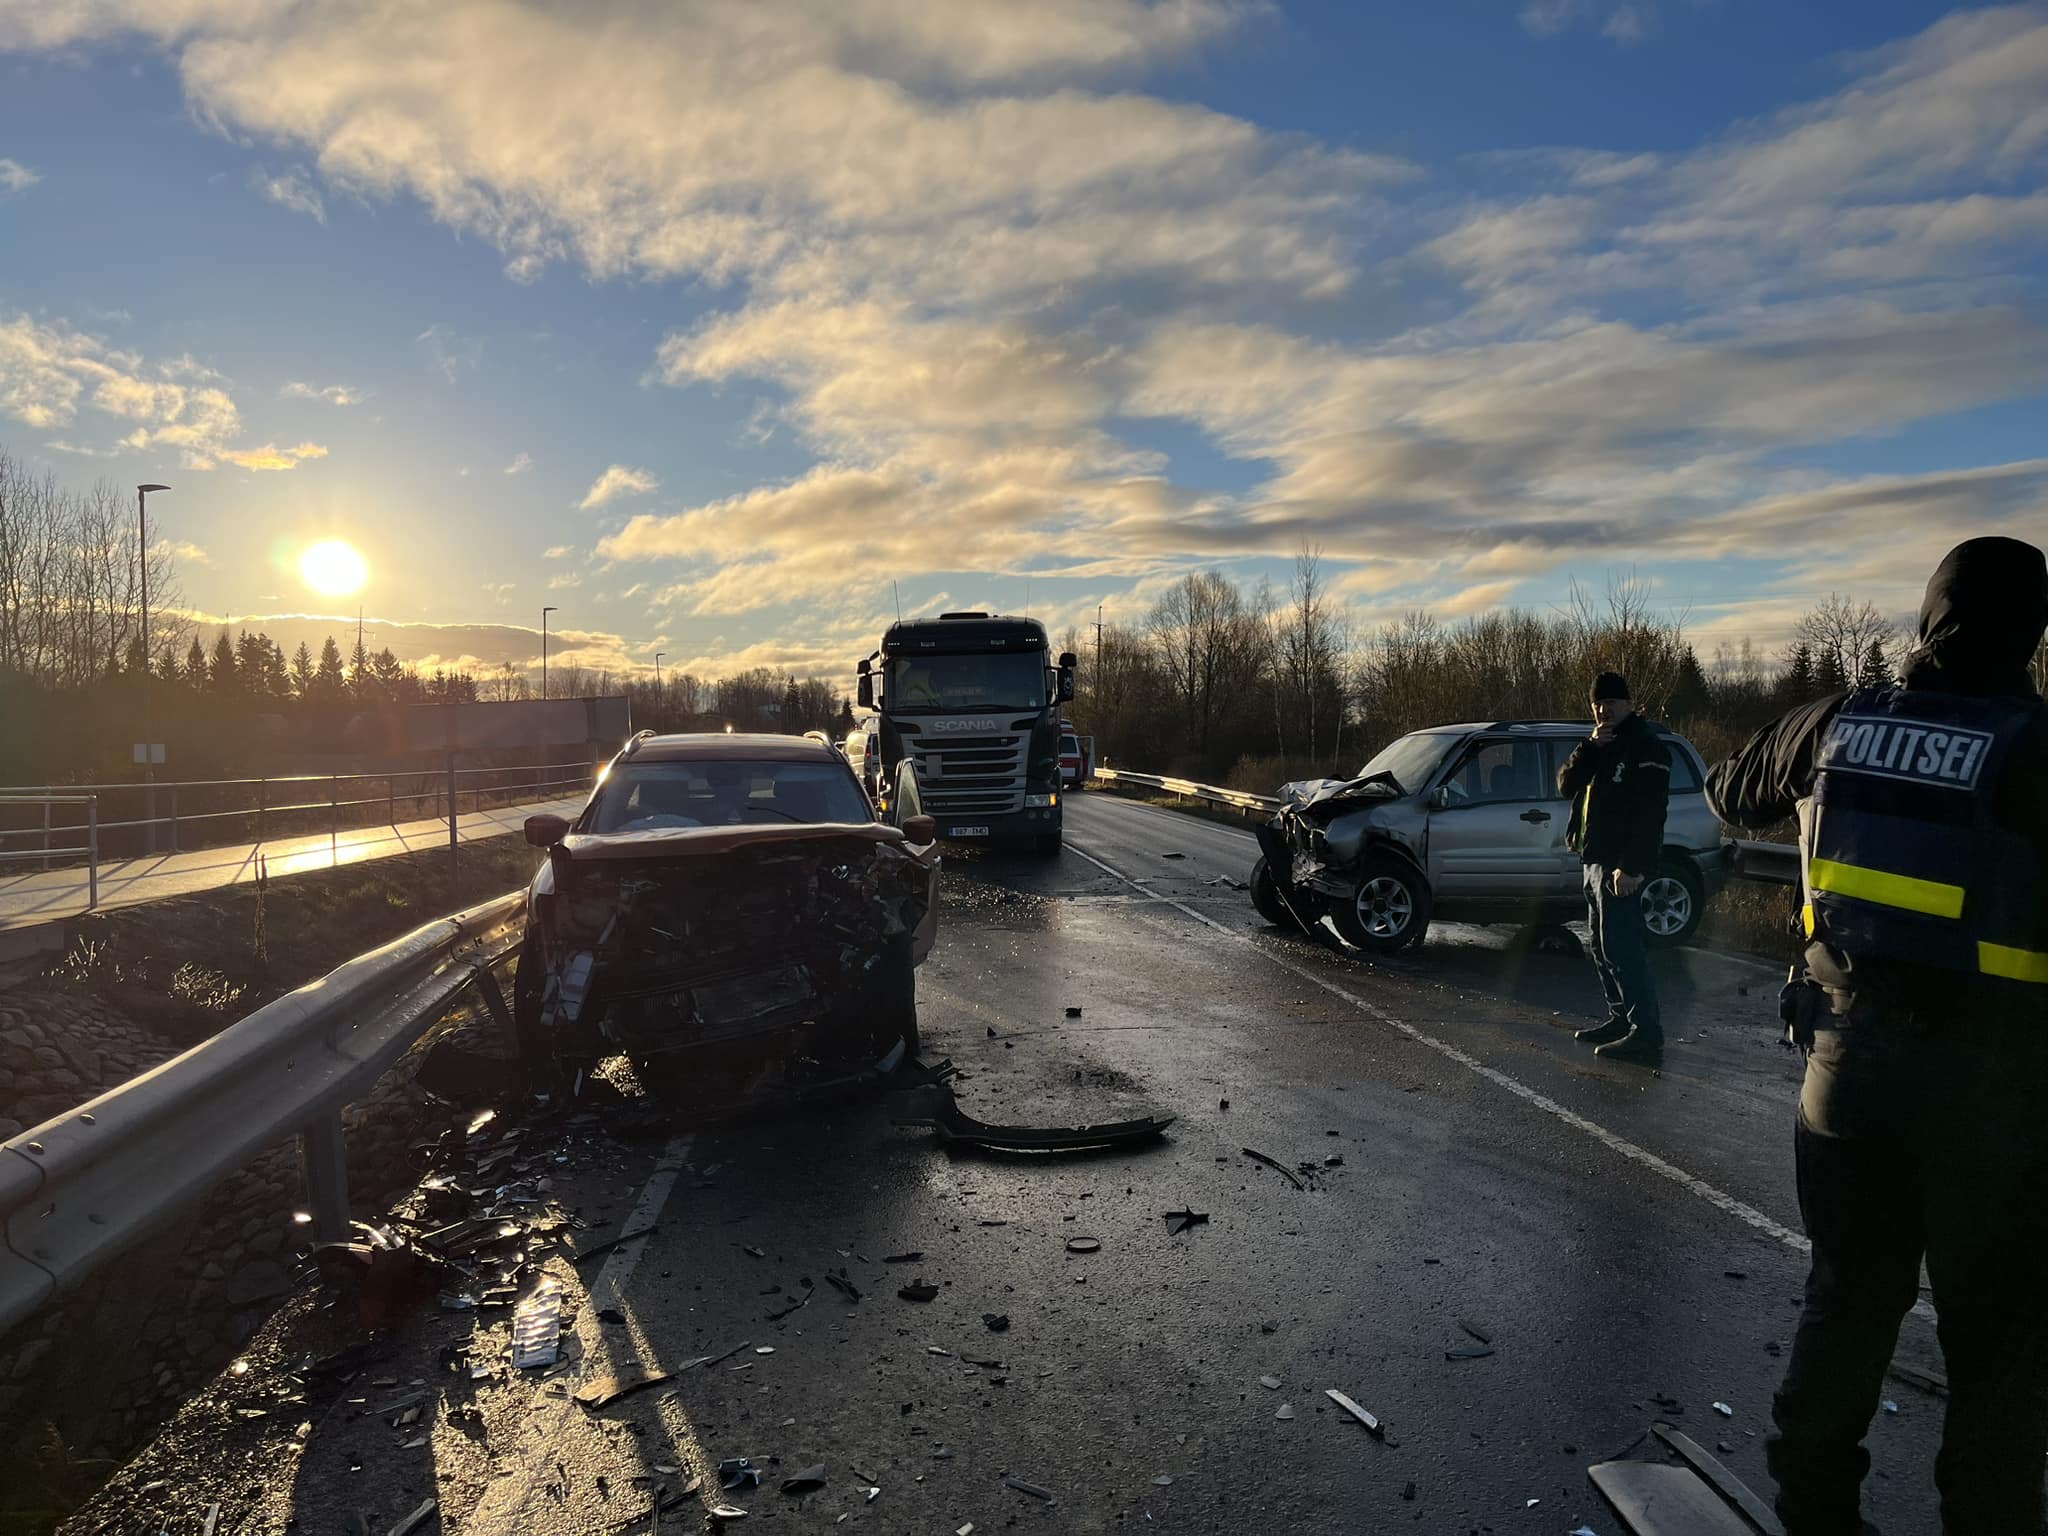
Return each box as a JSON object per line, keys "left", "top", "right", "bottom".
{"left": 1668, "top": 644, "right": 1711, "bottom": 719}
{"left": 783, "top": 674, "right": 802, "bottom": 726}
{"left": 209, "top": 629, "right": 238, "bottom": 694}
{"left": 314, "top": 636, "right": 348, "bottom": 703}
{"left": 1856, "top": 637, "right": 1893, "bottom": 691}
{"left": 1780, "top": 643, "right": 1817, "bottom": 703}
{"left": 349, "top": 633, "right": 372, "bottom": 698}
{"left": 372, "top": 648, "right": 406, "bottom": 696}
{"left": 1814, "top": 644, "right": 1850, "bottom": 696}
{"left": 235, "top": 630, "right": 270, "bottom": 698}
{"left": 185, "top": 636, "right": 207, "bottom": 689}
{"left": 264, "top": 639, "right": 291, "bottom": 700}
{"left": 291, "top": 641, "right": 316, "bottom": 698}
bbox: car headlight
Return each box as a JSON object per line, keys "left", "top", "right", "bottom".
{"left": 1025, "top": 792, "right": 1058, "bottom": 808}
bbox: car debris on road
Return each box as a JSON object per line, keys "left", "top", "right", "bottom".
{"left": 892, "top": 1082, "right": 1175, "bottom": 1151}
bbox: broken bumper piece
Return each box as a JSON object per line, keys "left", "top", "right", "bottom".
{"left": 890, "top": 1083, "right": 1174, "bottom": 1151}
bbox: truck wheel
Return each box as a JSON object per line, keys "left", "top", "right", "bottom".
{"left": 1033, "top": 831, "right": 1063, "bottom": 857}
{"left": 1642, "top": 858, "right": 1705, "bottom": 948}
{"left": 1332, "top": 860, "right": 1431, "bottom": 955}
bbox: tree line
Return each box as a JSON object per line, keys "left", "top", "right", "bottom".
{"left": 1060, "top": 555, "right": 1957, "bottom": 791}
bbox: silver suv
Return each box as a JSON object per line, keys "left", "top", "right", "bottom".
{"left": 1250, "top": 720, "right": 1729, "bottom": 953}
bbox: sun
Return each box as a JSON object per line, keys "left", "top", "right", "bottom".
{"left": 299, "top": 539, "right": 368, "bottom": 597}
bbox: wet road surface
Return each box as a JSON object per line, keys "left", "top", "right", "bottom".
{"left": 83, "top": 789, "right": 1954, "bottom": 1535}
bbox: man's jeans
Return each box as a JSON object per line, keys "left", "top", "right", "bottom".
{"left": 1583, "top": 861, "right": 1660, "bottom": 1034}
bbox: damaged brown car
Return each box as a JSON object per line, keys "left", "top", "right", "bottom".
{"left": 514, "top": 732, "right": 939, "bottom": 1096}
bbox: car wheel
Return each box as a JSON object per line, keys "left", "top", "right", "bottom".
{"left": 1249, "top": 856, "right": 1290, "bottom": 926}
{"left": 1642, "top": 859, "right": 1705, "bottom": 947}
{"left": 1332, "top": 860, "right": 1431, "bottom": 954}
{"left": 864, "top": 938, "right": 922, "bottom": 1068}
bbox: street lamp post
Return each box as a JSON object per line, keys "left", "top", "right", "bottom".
{"left": 541, "top": 606, "right": 558, "bottom": 700}
{"left": 654, "top": 652, "right": 664, "bottom": 687}
{"left": 137, "top": 484, "right": 170, "bottom": 852}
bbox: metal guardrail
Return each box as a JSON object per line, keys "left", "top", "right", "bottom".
{"left": 1092, "top": 767, "right": 1278, "bottom": 816}
{"left": 1092, "top": 766, "right": 1800, "bottom": 884}
{"left": 0, "top": 890, "right": 526, "bottom": 1337}
{"left": 0, "top": 794, "right": 99, "bottom": 904}
{"left": 0, "top": 762, "right": 596, "bottom": 863}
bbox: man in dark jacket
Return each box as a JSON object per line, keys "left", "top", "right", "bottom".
{"left": 1706, "top": 536, "right": 2048, "bottom": 1536}
{"left": 1557, "top": 671, "right": 1671, "bottom": 1065}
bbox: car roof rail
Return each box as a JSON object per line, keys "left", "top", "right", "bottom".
{"left": 621, "top": 728, "right": 658, "bottom": 758}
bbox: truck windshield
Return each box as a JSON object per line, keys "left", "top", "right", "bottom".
{"left": 1355, "top": 731, "right": 1461, "bottom": 796}
{"left": 886, "top": 652, "right": 1046, "bottom": 713}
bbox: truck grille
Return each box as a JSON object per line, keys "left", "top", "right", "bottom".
{"left": 906, "top": 732, "right": 1028, "bottom": 817}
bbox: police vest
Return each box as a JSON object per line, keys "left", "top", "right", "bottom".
{"left": 1798, "top": 687, "right": 2048, "bottom": 990}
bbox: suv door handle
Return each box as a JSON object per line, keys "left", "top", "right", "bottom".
{"left": 1520, "top": 809, "right": 1551, "bottom": 824}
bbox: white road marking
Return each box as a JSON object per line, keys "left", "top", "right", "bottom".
{"left": 1066, "top": 841, "right": 1812, "bottom": 1256}
{"left": 468, "top": 1134, "right": 694, "bottom": 1528}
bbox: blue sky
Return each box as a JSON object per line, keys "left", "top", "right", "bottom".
{"left": 2, "top": 1, "right": 2044, "bottom": 684}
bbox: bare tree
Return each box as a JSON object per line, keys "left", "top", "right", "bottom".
{"left": 1794, "top": 594, "right": 1897, "bottom": 686}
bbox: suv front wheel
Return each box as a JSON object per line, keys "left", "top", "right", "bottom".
{"left": 1642, "top": 857, "right": 1705, "bottom": 948}
{"left": 1333, "top": 859, "right": 1431, "bottom": 954}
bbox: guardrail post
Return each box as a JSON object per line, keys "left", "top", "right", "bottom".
{"left": 40, "top": 797, "right": 50, "bottom": 872}
{"left": 301, "top": 1114, "right": 351, "bottom": 1246}
{"left": 446, "top": 750, "right": 459, "bottom": 878}
{"left": 257, "top": 777, "right": 266, "bottom": 846}
{"left": 86, "top": 795, "right": 99, "bottom": 909}
{"left": 330, "top": 774, "right": 339, "bottom": 860}
{"left": 386, "top": 773, "right": 395, "bottom": 829}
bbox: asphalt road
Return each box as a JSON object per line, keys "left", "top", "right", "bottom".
{"left": 73, "top": 789, "right": 1955, "bottom": 1536}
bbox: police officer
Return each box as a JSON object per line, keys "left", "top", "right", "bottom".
{"left": 1706, "top": 537, "right": 2048, "bottom": 1535}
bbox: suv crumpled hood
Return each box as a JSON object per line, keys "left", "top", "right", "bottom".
{"left": 1277, "top": 774, "right": 1404, "bottom": 817}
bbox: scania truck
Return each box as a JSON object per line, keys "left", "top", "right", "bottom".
{"left": 857, "top": 613, "right": 1076, "bottom": 854}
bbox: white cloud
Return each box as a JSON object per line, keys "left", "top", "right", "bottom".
{"left": 542, "top": 544, "right": 571, "bottom": 560}
{"left": 217, "top": 439, "right": 328, "bottom": 471}
{"left": 577, "top": 463, "right": 659, "bottom": 510}
{"left": 0, "top": 158, "right": 38, "bottom": 192}
{"left": 504, "top": 450, "right": 532, "bottom": 475}
{"left": 547, "top": 571, "right": 583, "bottom": 590}
{"left": 158, "top": 537, "right": 210, "bottom": 563}
{"left": 250, "top": 166, "right": 324, "bottom": 223}
{"left": 480, "top": 581, "right": 515, "bottom": 604}
{"left": 281, "top": 380, "right": 365, "bottom": 405}
{"left": 0, "top": 313, "right": 251, "bottom": 468}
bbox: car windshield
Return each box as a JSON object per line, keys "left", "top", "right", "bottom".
{"left": 1354, "top": 731, "right": 1463, "bottom": 796}
{"left": 886, "top": 651, "right": 1045, "bottom": 713}
{"left": 585, "top": 759, "right": 873, "bottom": 833}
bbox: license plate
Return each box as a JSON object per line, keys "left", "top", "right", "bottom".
{"left": 952, "top": 825, "right": 990, "bottom": 838}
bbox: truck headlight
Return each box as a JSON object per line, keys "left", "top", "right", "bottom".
{"left": 1025, "top": 792, "right": 1059, "bottom": 808}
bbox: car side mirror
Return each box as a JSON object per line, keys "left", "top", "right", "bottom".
{"left": 1427, "top": 786, "right": 1450, "bottom": 810}
{"left": 902, "top": 814, "right": 936, "bottom": 844}
{"left": 524, "top": 812, "right": 570, "bottom": 848}
{"left": 857, "top": 671, "right": 874, "bottom": 709}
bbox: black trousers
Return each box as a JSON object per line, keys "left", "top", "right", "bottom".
{"left": 1770, "top": 1024, "right": 2048, "bottom": 1534}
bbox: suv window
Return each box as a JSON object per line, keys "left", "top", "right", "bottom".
{"left": 1666, "top": 742, "right": 1702, "bottom": 792}
{"left": 586, "top": 759, "right": 873, "bottom": 832}
{"left": 1441, "top": 739, "right": 1549, "bottom": 805}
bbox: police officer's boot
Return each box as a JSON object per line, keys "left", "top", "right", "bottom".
{"left": 1573, "top": 1016, "right": 1631, "bottom": 1045}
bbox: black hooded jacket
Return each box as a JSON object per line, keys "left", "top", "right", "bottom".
{"left": 1706, "top": 536, "right": 2048, "bottom": 1004}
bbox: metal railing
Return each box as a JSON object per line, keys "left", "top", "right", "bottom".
{"left": 1092, "top": 767, "right": 1278, "bottom": 817}
{"left": 1091, "top": 766, "right": 1799, "bottom": 883}
{"left": 0, "top": 891, "right": 526, "bottom": 1337}
{"left": 0, "top": 794, "right": 99, "bottom": 905}
{"left": 0, "top": 761, "right": 596, "bottom": 868}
